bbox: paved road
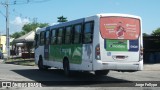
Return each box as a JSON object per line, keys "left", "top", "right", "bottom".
{"left": 0, "top": 63, "right": 160, "bottom": 81}
{"left": 0, "top": 62, "right": 160, "bottom": 90}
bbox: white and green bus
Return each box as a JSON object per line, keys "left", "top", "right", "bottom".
{"left": 34, "top": 13, "right": 143, "bottom": 76}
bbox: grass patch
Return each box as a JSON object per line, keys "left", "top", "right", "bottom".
{"left": 5, "top": 58, "right": 35, "bottom": 66}
{"left": 15, "top": 61, "right": 35, "bottom": 66}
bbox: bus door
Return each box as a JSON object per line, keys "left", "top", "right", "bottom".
{"left": 82, "top": 21, "right": 94, "bottom": 64}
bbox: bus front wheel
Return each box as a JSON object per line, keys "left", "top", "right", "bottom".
{"left": 38, "top": 58, "right": 49, "bottom": 71}
{"left": 95, "top": 70, "right": 109, "bottom": 76}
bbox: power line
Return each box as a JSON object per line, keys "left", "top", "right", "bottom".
{"left": 0, "top": 0, "right": 50, "bottom": 59}
{"left": 0, "top": 0, "right": 51, "bottom": 22}
{"left": 11, "top": 8, "right": 38, "bottom": 23}
{"left": 0, "top": 0, "right": 51, "bottom": 5}
{"left": 0, "top": 0, "right": 51, "bottom": 19}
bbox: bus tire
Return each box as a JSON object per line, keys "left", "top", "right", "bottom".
{"left": 38, "top": 57, "right": 49, "bottom": 71}
{"left": 63, "top": 59, "right": 70, "bottom": 76}
{"left": 95, "top": 70, "right": 109, "bottom": 76}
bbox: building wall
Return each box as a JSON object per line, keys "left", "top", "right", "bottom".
{"left": 0, "top": 36, "right": 6, "bottom": 53}
{"left": 143, "top": 36, "right": 160, "bottom": 63}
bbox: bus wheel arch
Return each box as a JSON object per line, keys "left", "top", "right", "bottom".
{"left": 63, "top": 57, "right": 71, "bottom": 76}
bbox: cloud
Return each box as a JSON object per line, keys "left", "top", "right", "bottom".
{"left": 10, "top": 16, "right": 30, "bottom": 33}
{"left": 11, "top": 16, "right": 30, "bottom": 26}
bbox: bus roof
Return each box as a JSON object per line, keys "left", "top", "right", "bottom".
{"left": 50, "top": 18, "right": 85, "bottom": 29}
{"left": 96, "top": 13, "right": 141, "bottom": 19}
{"left": 36, "top": 27, "right": 46, "bottom": 33}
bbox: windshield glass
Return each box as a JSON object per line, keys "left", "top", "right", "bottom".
{"left": 100, "top": 16, "right": 140, "bottom": 40}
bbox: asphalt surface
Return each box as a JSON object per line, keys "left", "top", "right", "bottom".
{"left": 0, "top": 59, "right": 160, "bottom": 90}
{"left": 0, "top": 60, "right": 160, "bottom": 81}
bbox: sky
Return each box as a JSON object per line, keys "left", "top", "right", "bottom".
{"left": 0, "top": 0, "right": 160, "bottom": 35}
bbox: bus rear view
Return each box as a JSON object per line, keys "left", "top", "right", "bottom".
{"left": 94, "top": 14, "right": 143, "bottom": 73}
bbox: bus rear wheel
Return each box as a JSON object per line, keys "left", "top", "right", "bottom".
{"left": 95, "top": 70, "right": 109, "bottom": 76}
{"left": 63, "top": 59, "right": 70, "bottom": 76}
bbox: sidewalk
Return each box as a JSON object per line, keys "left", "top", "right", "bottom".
{"left": 0, "top": 59, "right": 4, "bottom": 64}
{"left": 143, "top": 64, "right": 160, "bottom": 71}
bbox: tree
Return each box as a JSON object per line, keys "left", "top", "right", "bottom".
{"left": 57, "top": 16, "right": 68, "bottom": 23}
{"left": 151, "top": 27, "right": 160, "bottom": 36}
{"left": 143, "top": 33, "right": 149, "bottom": 37}
{"left": 22, "top": 23, "right": 49, "bottom": 34}
{"left": 11, "top": 22, "right": 49, "bottom": 39}
{"left": 11, "top": 32, "right": 22, "bottom": 39}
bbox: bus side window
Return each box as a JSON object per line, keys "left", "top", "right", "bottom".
{"left": 40, "top": 31, "right": 45, "bottom": 45}
{"left": 45, "top": 31, "right": 50, "bottom": 45}
{"left": 64, "top": 26, "right": 72, "bottom": 44}
{"left": 34, "top": 34, "right": 38, "bottom": 47}
{"left": 51, "top": 29, "right": 57, "bottom": 44}
{"left": 73, "top": 24, "right": 82, "bottom": 44}
{"left": 83, "top": 22, "right": 94, "bottom": 43}
{"left": 57, "top": 28, "right": 63, "bottom": 44}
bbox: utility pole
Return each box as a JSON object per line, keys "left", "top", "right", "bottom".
{"left": 5, "top": 0, "right": 10, "bottom": 60}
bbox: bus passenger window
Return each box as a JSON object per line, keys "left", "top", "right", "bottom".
{"left": 34, "top": 34, "right": 39, "bottom": 47}
{"left": 51, "top": 30, "right": 57, "bottom": 44}
{"left": 73, "top": 24, "right": 82, "bottom": 44}
{"left": 45, "top": 31, "right": 50, "bottom": 45}
{"left": 83, "top": 22, "right": 94, "bottom": 43}
{"left": 64, "top": 26, "right": 72, "bottom": 44}
{"left": 57, "top": 28, "right": 63, "bottom": 44}
{"left": 40, "top": 31, "right": 45, "bottom": 45}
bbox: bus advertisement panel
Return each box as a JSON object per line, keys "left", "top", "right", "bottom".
{"left": 100, "top": 17, "right": 140, "bottom": 40}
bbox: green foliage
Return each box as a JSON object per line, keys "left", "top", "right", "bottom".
{"left": 23, "top": 23, "right": 49, "bottom": 33}
{"left": 151, "top": 27, "right": 160, "bottom": 36}
{"left": 57, "top": 16, "right": 68, "bottom": 23}
{"left": 11, "top": 32, "right": 22, "bottom": 39}
{"left": 143, "top": 33, "right": 150, "bottom": 37}
{"left": 11, "top": 22, "right": 49, "bottom": 39}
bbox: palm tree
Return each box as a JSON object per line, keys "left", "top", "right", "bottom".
{"left": 57, "top": 16, "right": 68, "bottom": 23}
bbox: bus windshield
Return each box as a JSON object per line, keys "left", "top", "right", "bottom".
{"left": 100, "top": 16, "right": 140, "bottom": 40}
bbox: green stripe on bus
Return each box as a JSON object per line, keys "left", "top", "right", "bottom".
{"left": 49, "top": 44, "right": 82, "bottom": 64}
